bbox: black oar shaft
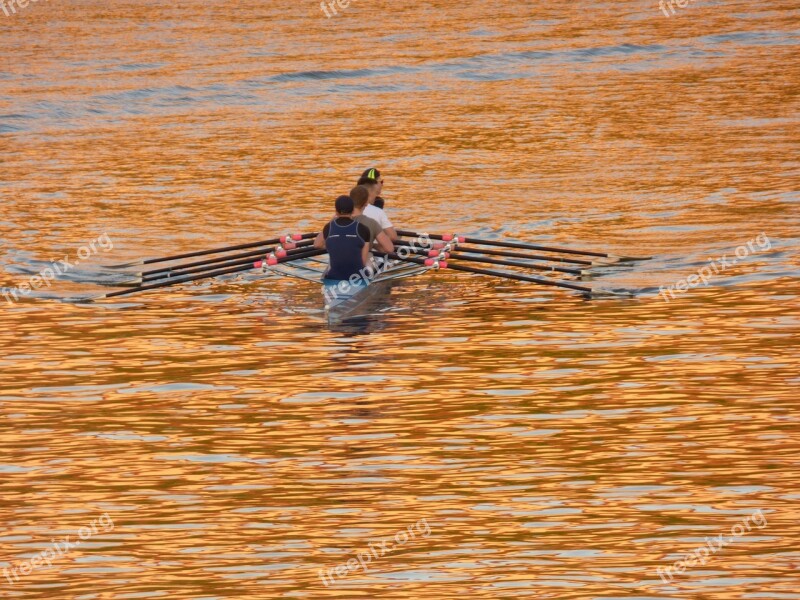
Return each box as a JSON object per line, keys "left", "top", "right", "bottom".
{"left": 142, "top": 240, "right": 314, "bottom": 280}
{"left": 399, "top": 245, "right": 583, "bottom": 275}
{"left": 453, "top": 246, "right": 594, "bottom": 266}
{"left": 144, "top": 256, "right": 259, "bottom": 283}
{"left": 447, "top": 252, "right": 583, "bottom": 275}
{"left": 394, "top": 241, "right": 594, "bottom": 265}
{"left": 141, "top": 247, "right": 273, "bottom": 277}
{"left": 143, "top": 243, "right": 317, "bottom": 283}
{"left": 443, "top": 262, "right": 592, "bottom": 292}
{"left": 112, "top": 233, "right": 318, "bottom": 268}
{"left": 105, "top": 265, "right": 253, "bottom": 298}
{"left": 103, "top": 248, "right": 325, "bottom": 299}
{"left": 397, "top": 230, "right": 609, "bottom": 258}
{"left": 383, "top": 253, "right": 592, "bottom": 293}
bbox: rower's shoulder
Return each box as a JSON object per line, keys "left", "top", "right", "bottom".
{"left": 356, "top": 214, "right": 380, "bottom": 228}
{"left": 362, "top": 204, "right": 384, "bottom": 216}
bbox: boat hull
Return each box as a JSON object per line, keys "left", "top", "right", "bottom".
{"left": 268, "top": 254, "right": 433, "bottom": 323}
{"left": 323, "top": 278, "right": 392, "bottom": 321}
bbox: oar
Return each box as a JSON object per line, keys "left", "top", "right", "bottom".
{"left": 447, "top": 252, "right": 587, "bottom": 276}
{"left": 76, "top": 248, "right": 325, "bottom": 302}
{"left": 438, "top": 245, "right": 607, "bottom": 266}
{"left": 109, "top": 241, "right": 315, "bottom": 286}
{"left": 396, "top": 230, "right": 650, "bottom": 262}
{"left": 401, "top": 245, "right": 587, "bottom": 276}
{"left": 394, "top": 240, "right": 602, "bottom": 266}
{"left": 447, "top": 261, "right": 632, "bottom": 297}
{"left": 106, "top": 233, "right": 318, "bottom": 269}
{"left": 139, "top": 242, "right": 317, "bottom": 285}
{"left": 382, "top": 252, "right": 631, "bottom": 297}
{"left": 140, "top": 240, "right": 315, "bottom": 283}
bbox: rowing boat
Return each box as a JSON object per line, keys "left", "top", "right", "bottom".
{"left": 78, "top": 230, "right": 648, "bottom": 305}
{"left": 267, "top": 252, "right": 436, "bottom": 322}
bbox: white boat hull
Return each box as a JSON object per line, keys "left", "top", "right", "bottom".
{"left": 268, "top": 255, "right": 432, "bottom": 322}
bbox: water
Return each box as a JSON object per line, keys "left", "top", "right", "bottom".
{"left": 1, "top": 0, "right": 798, "bottom": 597}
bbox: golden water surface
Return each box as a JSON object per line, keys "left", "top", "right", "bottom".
{"left": 1, "top": 0, "right": 799, "bottom": 598}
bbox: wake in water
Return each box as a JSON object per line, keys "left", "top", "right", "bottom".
{"left": 0, "top": 232, "right": 124, "bottom": 303}
{"left": 2, "top": 264, "right": 138, "bottom": 305}
{"left": 6, "top": 259, "right": 138, "bottom": 286}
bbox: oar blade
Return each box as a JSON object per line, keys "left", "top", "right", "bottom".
{"left": 105, "top": 260, "right": 144, "bottom": 269}
{"left": 611, "top": 255, "right": 652, "bottom": 262}
{"left": 587, "top": 288, "right": 637, "bottom": 299}
{"left": 112, "top": 277, "right": 144, "bottom": 287}
{"left": 62, "top": 292, "right": 109, "bottom": 304}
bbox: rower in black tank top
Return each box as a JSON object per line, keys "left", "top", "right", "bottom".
{"left": 324, "top": 218, "right": 369, "bottom": 281}
{"left": 318, "top": 195, "right": 372, "bottom": 282}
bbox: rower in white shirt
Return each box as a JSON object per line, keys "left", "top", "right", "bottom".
{"left": 357, "top": 167, "right": 398, "bottom": 241}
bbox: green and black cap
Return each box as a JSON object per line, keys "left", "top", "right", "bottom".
{"left": 357, "top": 167, "right": 381, "bottom": 185}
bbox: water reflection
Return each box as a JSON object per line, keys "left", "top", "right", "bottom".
{"left": 1, "top": 0, "right": 799, "bottom": 597}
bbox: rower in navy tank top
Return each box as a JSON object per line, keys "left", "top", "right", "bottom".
{"left": 313, "top": 195, "right": 372, "bottom": 282}
{"left": 325, "top": 217, "right": 365, "bottom": 281}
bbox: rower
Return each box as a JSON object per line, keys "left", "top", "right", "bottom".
{"left": 350, "top": 185, "right": 394, "bottom": 255}
{"left": 357, "top": 167, "right": 397, "bottom": 241}
{"left": 313, "top": 195, "right": 372, "bottom": 283}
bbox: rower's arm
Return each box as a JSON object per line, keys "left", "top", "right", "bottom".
{"left": 384, "top": 226, "right": 398, "bottom": 242}
{"left": 313, "top": 231, "right": 326, "bottom": 249}
{"left": 361, "top": 243, "right": 371, "bottom": 268}
{"left": 375, "top": 231, "right": 394, "bottom": 254}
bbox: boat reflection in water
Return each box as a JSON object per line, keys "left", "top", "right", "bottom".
{"left": 324, "top": 279, "right": 397, "bottom": 334}
{"left": 322, "top": 255, "right": 434, "bottom": 332}
{"left": 267, "top": 253, "right": 428, "bottom": 333}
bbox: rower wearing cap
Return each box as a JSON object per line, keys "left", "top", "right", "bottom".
{"left": 313, "top": 195, "right": 372, "bottom": 282}
{"left": 357, "top": 167, "right": 397, "bottom": 241}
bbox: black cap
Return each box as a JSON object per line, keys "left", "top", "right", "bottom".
{"left": 335, "top": 195, "right": 354, "bottom": 214}
{"left": 357, "top": 167, "right": 381, "bottom": 185}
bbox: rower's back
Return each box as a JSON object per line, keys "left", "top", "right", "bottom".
{"left": 325, "top": 217, "right": 366, "bottom": 281}
{"left": 322, "top": 195, "right": 371, "bottom": 282}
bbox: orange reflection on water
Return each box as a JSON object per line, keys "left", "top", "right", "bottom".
{"left": 1, "top": 0, "right": 799, "bottom": 597}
